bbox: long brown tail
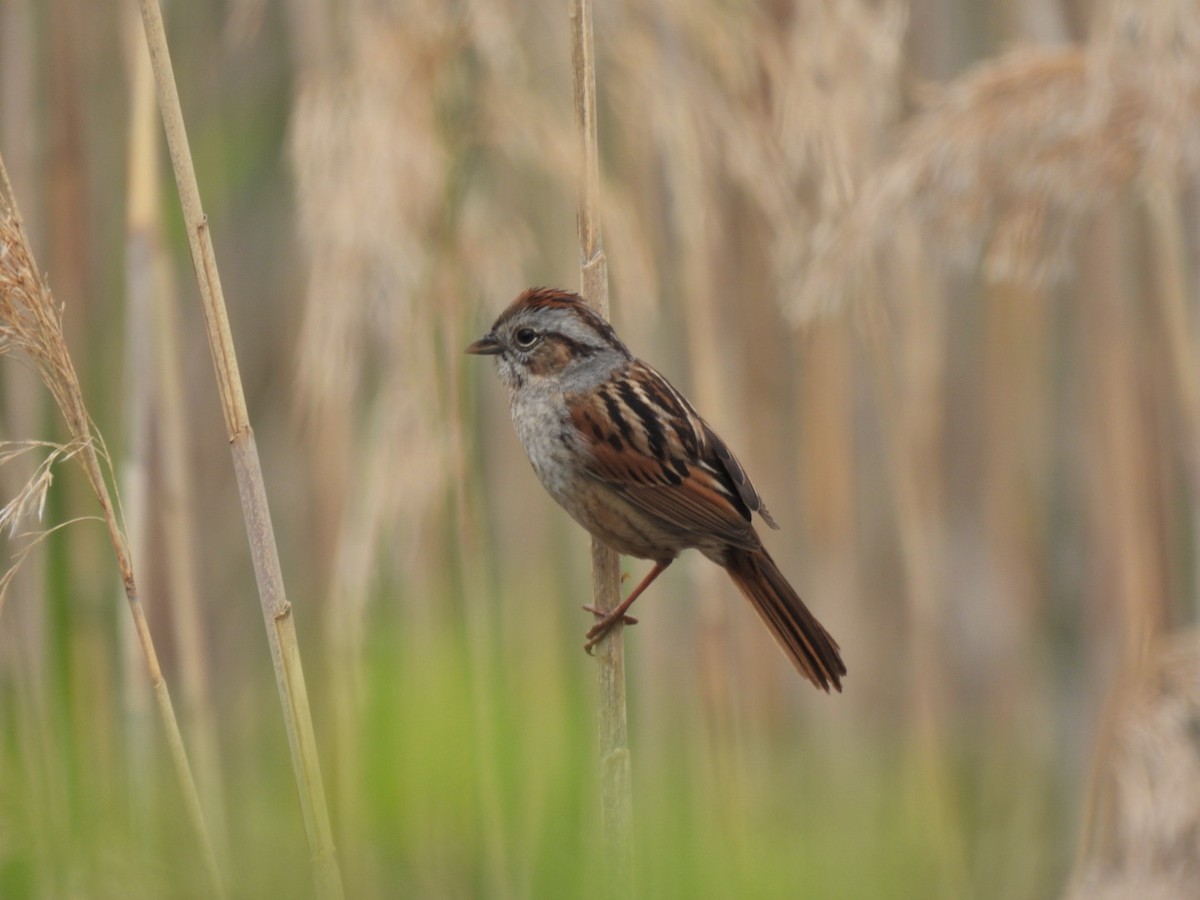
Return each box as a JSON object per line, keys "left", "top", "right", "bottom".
{"left": 722, "top": 547, "right": 845, "bottom": 692}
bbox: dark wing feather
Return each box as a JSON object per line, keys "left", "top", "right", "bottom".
{"left": 568, "top": 361, "right": 772, "bottom": 549}
{"left": 701, "top": 423, "right": 778, "bottom": 530}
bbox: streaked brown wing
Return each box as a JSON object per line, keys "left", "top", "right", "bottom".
{"left": 700, "top": 422, "right": 778, "bottom": 530}
{"left": 567, "top": 361, "right": 768, "bottom": 550}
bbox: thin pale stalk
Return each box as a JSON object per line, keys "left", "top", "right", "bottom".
{"left": 125, "top": 8, "right": 231, "bottom": 862}
{"left": 1143, "top": 184, "right": 1200, "bottom": 619}
{"left": 864, "top": 241, "right": 969, "bottom": 898}
{"left": 122, "top": 4, "right": 159, "bottom": 832}
{"left": 1140, "top": 194, "right": 1200, "bottom": 897}
{"left": 979, "top": 280, "right": 1053, "bottom": 895}
{"left": 121, "top": 116, "right": 156, "bottom": 842}
{"left": 571, "top": 0, "right": 633, "bottom": 893}
{"left": 1070, "top": 208, "right": 1164, "bottom": 885}
{"left": 319, "top": 419, "right": 383, "bottom": 891}
{"left": 134, "top": 2, "right": 344, "bottom": 896}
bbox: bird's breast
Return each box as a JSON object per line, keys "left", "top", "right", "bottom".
{"left": 509, "top": 386, "right": 585, "bottom": 502}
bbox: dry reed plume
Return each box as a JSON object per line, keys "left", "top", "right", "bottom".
{"left": 0, "top": 186, "right": 88, "bottom": 445}
{"left": 607, "top": 0, "right": 906, "bottom": 314}
{"left": 798, "top": 1, "right": 1200, "bottom": 316}
{"left": 291, "top": 10, "right": 464, "bottom": 606}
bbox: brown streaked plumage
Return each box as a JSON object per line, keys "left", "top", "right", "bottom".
{"left": 468, "top": 287, "right": 845, "bottom": 692}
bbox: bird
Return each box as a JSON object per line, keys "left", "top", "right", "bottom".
{"left": 467, "top": 287, "right": 845, "bottom": 692}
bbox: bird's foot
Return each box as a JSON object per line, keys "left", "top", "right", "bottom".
{"left": 581, "top": 604, "right": 638, "bottom": 654}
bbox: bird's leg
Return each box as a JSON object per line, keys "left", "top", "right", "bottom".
{"left": 583, "top": 559, "right": 672, "bottom": 653}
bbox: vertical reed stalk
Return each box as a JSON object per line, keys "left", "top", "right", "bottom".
{"left": 1143, "top": 183, "right": 1200, "bottom": 619}
{"left": 134, "top": 2, "right": 344, "bottom": 896}
{"left": 1071, "top": 207, "right": 1165, "bottom": 884}
{"left": 865, "top": 240, "right": 969, "bottom": 898}
{"left": 122, "top": 0, "right": 166, "bottom": 835}
{"left": 120, "top": 40, "right": 156, "bottom": 831}
{"left": 571, "top": 0, "right": 634, "bottom": 893}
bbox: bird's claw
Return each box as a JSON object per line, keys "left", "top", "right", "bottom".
{"left": 581, "top": 604, "right": 638, "bottom": 655}
{"left": 581, "top": 604, "right": 638, "bottom": 628}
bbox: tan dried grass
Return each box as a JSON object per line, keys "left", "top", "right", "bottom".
{"left": 0, "top": 184, "right": 89, "bottom": 440}
{"left": 1066, "top": 630, "right": 1200, "bottom": 898}
{"left": 290, "top": 10, "right": 476, "bottom": 568}
{"left": 0, "top": 442, "right": 79, "bottom": 539}
{"left": 798, "top": 1, "right": 1200, "bottom": 318}
{"left": 603, "top": 0, "right": 906, "bottom": 315}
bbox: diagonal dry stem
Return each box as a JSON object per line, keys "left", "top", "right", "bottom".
{"left": 0, "top": 156, "right": 224, "bottom": 895}
{"left": 134, "top": 1, "right": 344, "bottom": 897}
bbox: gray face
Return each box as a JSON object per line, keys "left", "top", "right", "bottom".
{"left": 467, "top": 298, "right": 632, "bottom": 394}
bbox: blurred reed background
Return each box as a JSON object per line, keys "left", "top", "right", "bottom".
{"left": 2, "top": 0, "right": 1200, "bottom": 897}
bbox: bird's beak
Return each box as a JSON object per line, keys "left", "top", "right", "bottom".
{"left": 465, "top": 333, "right": 502, "bottom": 356}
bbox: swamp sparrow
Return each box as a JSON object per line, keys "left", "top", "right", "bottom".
{"left": 468, "top": 288, "right": 845, "bottom": 692}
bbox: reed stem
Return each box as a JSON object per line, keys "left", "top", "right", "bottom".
{"left": 134, "top": 2, "right": 344, "bottom": 896}
{"left": 570, "top": 0, "right": 634, "bottom": 894}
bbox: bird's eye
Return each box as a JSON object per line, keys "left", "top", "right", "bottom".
{"left": 515, "top": 328, "right": 539, "bottom": 348}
